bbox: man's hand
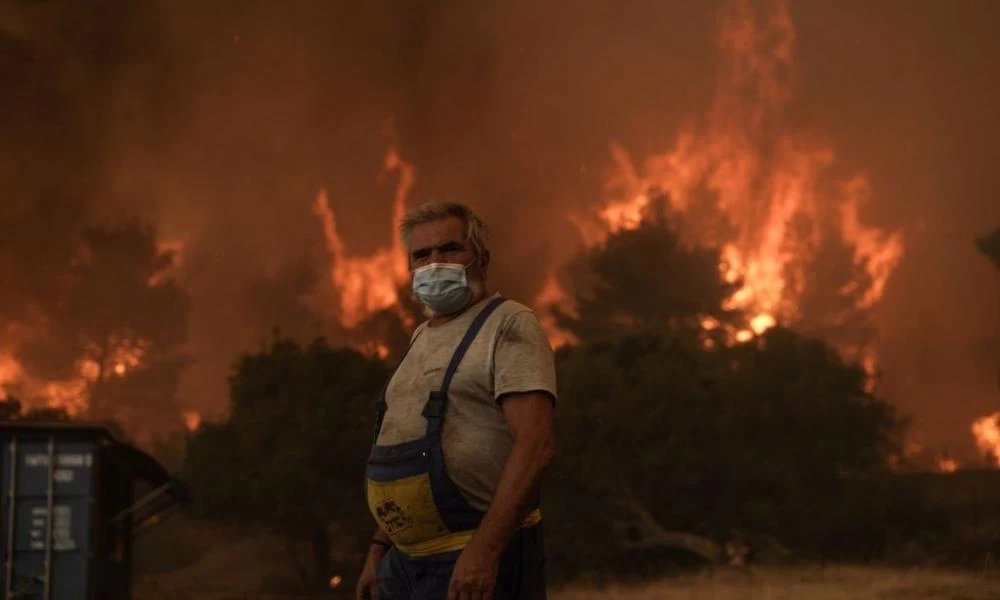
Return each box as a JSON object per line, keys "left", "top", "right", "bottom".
{"left": 447, "top": 541, "right": 500, "bottom": 600}
{"left": 355, "top": 544, "right": 387, "bottom": 600}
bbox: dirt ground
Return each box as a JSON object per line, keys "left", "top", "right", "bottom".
{"left": 131, "top": 519, "right": 1000, "bottom": 599}
{"left": 135, "top": 566, "right": 1000, "bottom": 599}
{"left": 550, "top": 566, "right": 1000, "bottom": 600}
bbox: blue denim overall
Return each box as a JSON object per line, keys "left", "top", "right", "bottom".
{"left": 365, "top": 296, "right": 545, "bottom": 598}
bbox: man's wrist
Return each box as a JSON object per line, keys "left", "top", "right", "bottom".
{"left": 371, "top": 538, "right": 392, "bottom": 551}
{"left": 466, "top": 531, "right": 503, "bottom": 561}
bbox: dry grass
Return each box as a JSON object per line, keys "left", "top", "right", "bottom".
{"left": 135, "top": 565, "right": 1000, "bottom": 599}
{"left": 132, "top": 524, "right": 1000, "bottom": 599}
{"left": 551, "top": 566, "right": 1000, "bottom": 600}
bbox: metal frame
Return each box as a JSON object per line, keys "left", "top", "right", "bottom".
{"left": 104, "top": 482, "right": 176, "bottom": 530}
{"left": 4, "top": 436, "right": 18, "bottom": 599}
{"left": 43, "top": 436, "right": 54, "bottom": 600}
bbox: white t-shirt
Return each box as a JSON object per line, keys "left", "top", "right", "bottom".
{"left": 376, "top": 293, "right": 558, "bottom": 511}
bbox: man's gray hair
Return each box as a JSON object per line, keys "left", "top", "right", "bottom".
{"left": 399, "top": 201, "right": 490, "bottom": 258}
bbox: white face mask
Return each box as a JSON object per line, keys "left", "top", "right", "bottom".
{"left": 411, "top": 261, "right": 474, "bottom": 314}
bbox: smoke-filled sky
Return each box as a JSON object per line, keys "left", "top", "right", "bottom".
{"left": 2, "top": 0, "right": 998, "bottom": 456}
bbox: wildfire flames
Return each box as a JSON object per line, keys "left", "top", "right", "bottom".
{"left": 0, "top": 338, "right": 148, "bottom": 416}
{"left": 937, "top": 457, "right": 959, "bottom": 474}
{"left": 534, "top": 275, "right": 579, "bottom": 349}
{"left": 0, "top": 0, "right": 989, "bottom": 472}
{"left": 313, "top": 146, "right": 414, "bottom": 352}
{"left": 0, "top": 235, "right": 182, "bottom": 422}
{"left": 0, "top": 352, "right": 24, "bottom": 401}
{"left": 183, "top": 410, "right": 202, "bottom": 432}
{"left": 972, "top": 413, "right": 1000, "bottom": 467}
{"left": 304, "top": 0, "right": 1000, "bottom": 471}
{"left": 541, "top": 0, "right": 904, "bottom": 351}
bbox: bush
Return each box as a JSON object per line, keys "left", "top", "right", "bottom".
{"left": 543, "top": 328, "right": 921, "bottom": 581}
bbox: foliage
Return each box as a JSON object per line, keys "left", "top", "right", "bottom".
{"left": 541, "top": 209, "right": 924, "bottom": 581}
{"left": 0, "top": 397, "right": 72, "bottom": 422}
{"left": 546, "top": 329, "right": 911, "bottom": 576}
{"left": 176, "top": 206, "right": 942, "bottom": 588}
{"left": 554, "top": 200, "right": 739, "bottom": 343}
{"left": 976, "top": 227, "right": 1000, "bottom": 271}
{"left": 182, "top": 336, "right": 388, "bottom": 589}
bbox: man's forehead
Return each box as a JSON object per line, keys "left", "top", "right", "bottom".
{"left": 410, "top": 217, "right": 465, "bottom": 245}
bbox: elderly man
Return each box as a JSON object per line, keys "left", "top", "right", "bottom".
{"left": 356, "top": 202, "right": 557, "bottom": 600}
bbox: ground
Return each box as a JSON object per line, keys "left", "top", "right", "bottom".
{"left": 134, "top": 566, "right": 1000, "bottom": 599}
{"left": 131, "top": 520, "right": 1000, "bottom": 599}
{"left": 551, "top": 567, "right": 1000, "bottom": 600}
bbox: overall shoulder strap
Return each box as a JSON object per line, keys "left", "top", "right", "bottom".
{"left": 422, "top": 296, "right": 507, "bottom": 418}
{"left": 440, "top": 296, "right": 507, "bottom": 394}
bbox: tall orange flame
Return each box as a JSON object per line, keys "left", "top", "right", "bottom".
{"left": 972, "top": 413, "right": 1000, "bottom": 467}
{"left": 540, "top": 0, "right": 904, "bottom": 350}
{"left": 313, "top": 146, "right": 413, "bottom": 331}
{"left": 0, "top": 352, "right": 24, "bottom": 401}
{"left": 534, "top": 274, "right": 578, "bottom": 349}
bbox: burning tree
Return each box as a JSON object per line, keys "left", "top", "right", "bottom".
{"left": 537, "top": 0, "right": 903, "bottom": 384}
{"left": 1, "top": 0, "right": 186, "bottom": 440}
{"left": 542, "top": 210, "right": 923, "bottom": 578}
{"left": 553, "top": 195, "right": 740, "bottom": 344}
{"left": 526, "top": 5, "right": 923, "bottom": 568}
{"left": 9, "top": 222, "right": 191, "bottom": 440}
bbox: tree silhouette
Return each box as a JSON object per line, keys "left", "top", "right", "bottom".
{"left": 554, "top": 198, "right": 739, "bottom": 343}
{"left": 976, "top": 227, "right": 1000, "bottom": 395}
{"left": 541, "top": 207, "right": 917, "bottom": 578}
{"left": 183, "top": 336, "right": 388, "bottom": 590}
{"left": 0, "top": 397, "right": 71, "bottom": 423}
{"left": 978, "top": 227, "right": 1000, "bottom": 271}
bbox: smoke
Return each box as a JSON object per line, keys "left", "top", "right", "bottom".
{"left": 0, "top": 0, "right": 158, "bottom": 385}
{"left": 93, "top": 0, "right": 414, "bottom": 415}
{"left": 2, "top": 0, "right": 998, "bottom": 455}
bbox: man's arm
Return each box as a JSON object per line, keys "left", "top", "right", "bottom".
{"left": 466, "top": 390, "right": 555, "bottom": 558}
{"left": 357, "top": 526, "right": 392, "bottom": 599}
{"left": 372, "top": 525, "right": 392, "bottom": 546}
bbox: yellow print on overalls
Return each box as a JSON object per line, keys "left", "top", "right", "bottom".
{"left": 374, "top": 498, "right": 413, "bottom": 535}
{"left": 367, "top": 473, "right": 450, "bottom": 547}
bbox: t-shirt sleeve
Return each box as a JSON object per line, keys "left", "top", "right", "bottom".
{"left": 493, "top": 309, "right": 558, "bottom": 404}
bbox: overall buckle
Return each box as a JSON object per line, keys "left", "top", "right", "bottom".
{"left": 422, "top": 391, "right": 446, "bottom": 418}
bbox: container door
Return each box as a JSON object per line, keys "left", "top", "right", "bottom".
{"left": 2, "top": 436, "right": 97, "bottom": 600}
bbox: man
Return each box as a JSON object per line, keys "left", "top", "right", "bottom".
{"left": 356, "top": 202, "right": 557, "bottom": 600}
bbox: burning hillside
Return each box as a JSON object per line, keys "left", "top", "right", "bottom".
{"left": 0, "top": 226, "right": 188, "bottom": 441}
{"left": 537, "top": 0, "right": 903, "bottom": 361}
{"left": 311, "top": 1, "right": 904, "bottom": 363}
{"left": 2, "top": 0, "right": 996, "bottom": 467}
